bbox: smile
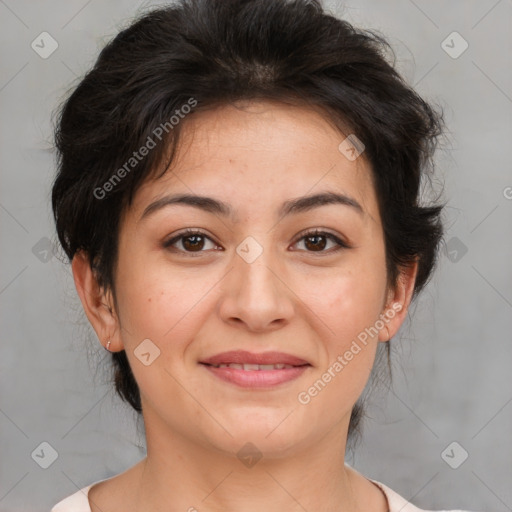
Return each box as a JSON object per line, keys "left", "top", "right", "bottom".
{"left": 205, "top": 363, "right": 298, "bottom": 370}
{"left": 200, "top": 362, "right": 310, "bottom": 388}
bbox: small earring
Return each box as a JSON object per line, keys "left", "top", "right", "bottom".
{"left": 105, "top": 340, "right": 111, "bottom": 351}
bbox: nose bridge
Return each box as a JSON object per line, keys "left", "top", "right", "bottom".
{"left": 219, "top": 234, "right": 294, "bottom": 330}
{"left": 234, "top": 235, "right": 282, "bottom": 299}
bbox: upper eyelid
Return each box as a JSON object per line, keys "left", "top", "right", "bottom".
{"left": 164, "top": 229, "right": 219, "bottom": 246}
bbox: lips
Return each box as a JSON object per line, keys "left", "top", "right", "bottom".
{"left": 199, "top": 350, "right": 310, "bottom": 367}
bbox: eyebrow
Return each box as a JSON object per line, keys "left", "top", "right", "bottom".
{"left": 140, "top": 191, "right": 364, "bottom": 222}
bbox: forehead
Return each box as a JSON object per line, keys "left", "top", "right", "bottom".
{"left": 130, "top": 100, "right": 379, "bottom": 221}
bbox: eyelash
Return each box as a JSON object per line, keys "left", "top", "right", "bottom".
{"left": 163, "top": 228, "right": 349, "bottom": 255}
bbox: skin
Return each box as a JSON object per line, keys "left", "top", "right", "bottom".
{"left": 73, "top": 100, "right": 417, "bottom": 512}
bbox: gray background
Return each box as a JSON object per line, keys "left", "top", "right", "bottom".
{"left": 1, "top": 0, "right": 511, "bottom": 510}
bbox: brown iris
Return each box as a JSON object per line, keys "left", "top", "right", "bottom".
{"left": 303, "top": 234, "right": 327, "bottom": 251}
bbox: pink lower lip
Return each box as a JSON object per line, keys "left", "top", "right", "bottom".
{"left": 200, "top": 363, "right": 310, "bottom": 388}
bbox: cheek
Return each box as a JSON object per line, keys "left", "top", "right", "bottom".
{"left": 113, "top": 267, "right": 212, "bottom": 403}
{"left": 299, "top": 252, "right": 387, "bottom": 396}
{"left": 310, "top": 259, "right": 387, "bottom": 341}
{"left": 114, "top": 253, "right": 225, "bottom": 361}
{"left": 295, "top": 274, "right": 384, "bottom": 412}
{"left": 116, "top": 271, "right": 198, "bottom": 340}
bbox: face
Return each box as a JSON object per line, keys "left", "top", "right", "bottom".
{"left": 75, "top": 100, "right": 416, "bottom": 460}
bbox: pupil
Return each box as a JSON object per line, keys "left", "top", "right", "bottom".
{"left": 184, "top": 235, "right": 204, "bottom": 251}
{"left": 306, "top": 235, "right": 326, "bottom": 251}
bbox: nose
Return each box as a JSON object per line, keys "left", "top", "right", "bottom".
{"left": 218, "top": 248, "right": 295, "bottom": 333}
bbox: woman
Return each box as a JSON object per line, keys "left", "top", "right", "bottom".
{"left": 50, "top": 0, "right": 474, "bottom": 510}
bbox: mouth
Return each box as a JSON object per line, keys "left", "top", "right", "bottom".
{"left": 198, "top": 351, "right": 311, "bottom": 388}
{"left": 199, "top": 350, "right": 311, "bottom": 367}
{"left": 200, "top": 362, "right": 308, "bottom": 370}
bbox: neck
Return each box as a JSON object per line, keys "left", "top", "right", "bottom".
{"left": 131, "top": 416, "right": 365, "bottom": 512}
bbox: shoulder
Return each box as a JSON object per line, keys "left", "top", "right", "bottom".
{"left": 53, "top": 460, "right": 147, "bottom": 512}
{"left": 50, "top": 479, "right": 107, "bottom": 512}
{"left": 370, "top": 479, "right": 480, "bottom": 512}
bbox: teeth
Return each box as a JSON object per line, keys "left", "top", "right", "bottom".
{"left": 211, "top": 363, "right": 295, "bottom": 370}
{"left": 260, "top": 364, "right": 279, "bottom": 370}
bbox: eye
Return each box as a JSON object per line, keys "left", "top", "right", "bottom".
{"left": 292, "top": 229, "right": 349, "bottom": 254}
{"left": 163, "top": 229, "right": 220, "bottom": 254}
{"left": 163, "top": 228, "right": 349, "bottom": 256}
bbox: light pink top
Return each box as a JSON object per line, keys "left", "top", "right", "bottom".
{"left": 50, "top": 477, "right": 475, "bottom": 512}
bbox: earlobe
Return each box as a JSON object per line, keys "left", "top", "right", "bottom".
{"left": 71, "top": 251, "right": 120, "bottom": 351}
{"left": 378, "top": 259, "right": 419, "bottom": 342}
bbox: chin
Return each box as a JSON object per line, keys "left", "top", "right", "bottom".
{"left": 207, "top": 418, "right": 315, "bottom": 460}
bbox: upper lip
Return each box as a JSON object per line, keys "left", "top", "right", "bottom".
{"left": 200, "top": 350, "right": 310, "bottom": 366}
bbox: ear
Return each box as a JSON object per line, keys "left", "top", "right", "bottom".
{"left": 71, "top": 251, "right": 122, "bottom": 351}
{"left": 378, "top": 259, "right": 418, "bottom": 342}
